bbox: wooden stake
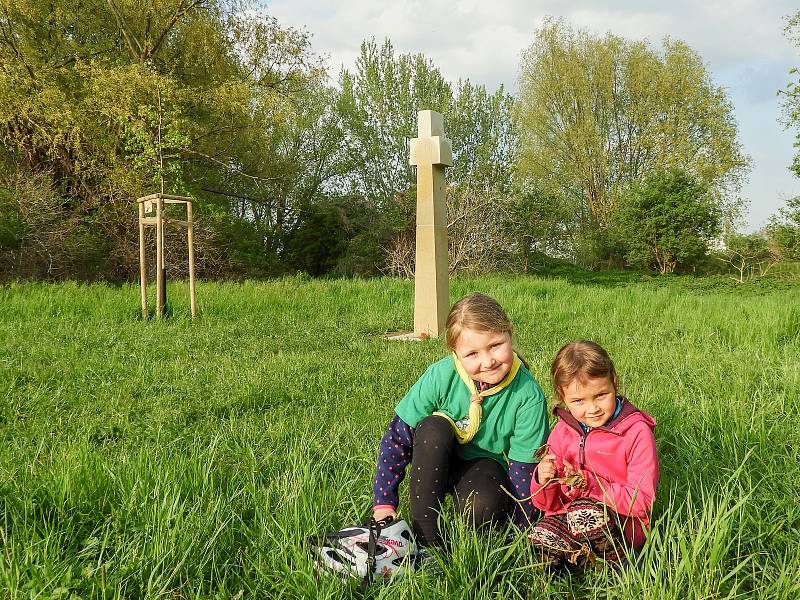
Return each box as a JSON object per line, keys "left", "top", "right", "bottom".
{"left": 187, "top": 201, "right": 196, "bottom": 319}
{"left": 155, "top": 195, "right": 164, "bottom": 318}
{"left": 138, "top": 201, "right": 148, "bottom": 319}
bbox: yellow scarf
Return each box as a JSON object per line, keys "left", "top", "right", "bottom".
{"left": 433, "top": 352, "right": 522, "bottom": 444}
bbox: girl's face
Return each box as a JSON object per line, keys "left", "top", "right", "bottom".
{"left": 560, "top": 375, "right": 617, "bottom": 428}
{"left": 453, "top": 328, "right": 514, "bottom": 385}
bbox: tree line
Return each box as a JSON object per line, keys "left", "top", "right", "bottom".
{"left": 0, "top": 2, "right": 798, "bottom": 281}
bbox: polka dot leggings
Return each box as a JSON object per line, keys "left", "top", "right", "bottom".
{"left": 409, "top": 415, "right": 509, "bottom": 547}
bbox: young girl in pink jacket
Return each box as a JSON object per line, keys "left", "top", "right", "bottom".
{"left": 529, "top": 340, "right": 659, "bottom": 567}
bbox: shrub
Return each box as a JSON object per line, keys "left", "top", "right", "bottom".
{"left": 614, "top": 169, "right": 721, "bottom": 273}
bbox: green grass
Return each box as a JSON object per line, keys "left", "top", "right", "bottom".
{"left": 1, "top": 275, "right": 798, "bottom": 598}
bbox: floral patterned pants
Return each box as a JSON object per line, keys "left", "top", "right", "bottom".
{"left": 528, "top": 499, "right": 627, "bottom": 567}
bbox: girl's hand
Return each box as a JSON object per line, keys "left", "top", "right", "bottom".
{"left": 537, "top": 454, "right": 557, "bottom": 484}
{"left": 561, "top": 459, "right": 588, "bottom": 494}
{"left": 373, "top": 507, "right": 397, "bottom": 523}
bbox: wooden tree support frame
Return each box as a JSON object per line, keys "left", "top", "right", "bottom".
{"left": 137, "top": 193, "right": 196, "bottom": 319}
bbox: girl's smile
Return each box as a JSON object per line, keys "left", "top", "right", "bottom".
{"left": 453, "top": 329, "right": 514, "bottom": 385}
{"left": 562, "top": 375, "right": 617, "bottom": 427}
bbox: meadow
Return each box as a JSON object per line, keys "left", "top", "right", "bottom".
{"left": 1, "top": 274, "right": 798, "bottom": 599}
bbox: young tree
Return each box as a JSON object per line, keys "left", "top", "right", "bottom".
{"left": 516, "top": 19, "right": 748, "bottom": 233}
{"left": 719, "top": 232, "right": 778, "bottom": 283}
{"left": 614, "top": 169, "right": 721, "bottom": 274}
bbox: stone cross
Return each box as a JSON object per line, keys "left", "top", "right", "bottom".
{"left": 409, "top": 110, "right": 453, "bottom": 337}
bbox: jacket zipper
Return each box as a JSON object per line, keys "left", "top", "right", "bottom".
{"left": 578, "top": 432, "right": 587, "bottom": 469}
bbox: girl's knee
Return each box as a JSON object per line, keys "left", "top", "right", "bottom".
{"left": 458, "top": 490, "right": 508, "bottom": 527}
{"left": 414, "top": 415, "right": 455, "bottom": 449}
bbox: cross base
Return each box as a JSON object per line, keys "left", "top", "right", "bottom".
{"left": 383, "top": 331, "right": 430, "bottom": 342}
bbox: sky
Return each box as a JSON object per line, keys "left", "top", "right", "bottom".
{"left": 265, "top": 0, "right": 800, "bottom": 231}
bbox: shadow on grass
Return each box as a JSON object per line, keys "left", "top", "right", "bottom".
{"left": 529, "top": 261, "right": 800, "bottom": 295}
{"left": 529, "top": 262, "right": 651, "bottom": 288}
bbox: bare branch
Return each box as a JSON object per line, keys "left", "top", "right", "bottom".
{"left": 200, "top": 186, "right": 268, "bottom": 204}
{"left": 106, "top": 0, "right": 144, "bottom": 60}
{"left": 148, "top": 0, "right": 206, "bottom": 60}
{"left": 183, "top": 148, "right": 281, "bottom": 183}
{"left": 0, "top": 6, "right": 36, "bottom": 80}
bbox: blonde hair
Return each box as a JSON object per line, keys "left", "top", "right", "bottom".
{"left": 551, "top": 340, "right": 617, "bottom": 401}
{"left": 445, "top": 292, "right": 514, "bottom": 351}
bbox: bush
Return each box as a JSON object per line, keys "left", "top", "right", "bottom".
{"left": 0, "top": 171, "right": 69, "bottom": 280}
{"left": 765, "top": 197, "right": 800, "bottom": 261}
{"left": 0, "top": 186, "right": 24, "bottom": 250}
{"left": 613, "top": 169, "right": 721, "bottom": 273}
{"left": 283, "top": 196, "right": 390, "bottom": 277}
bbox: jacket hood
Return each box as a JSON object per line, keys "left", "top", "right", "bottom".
{"left": 553, "top": 397, "right": 656, "bottom": 436}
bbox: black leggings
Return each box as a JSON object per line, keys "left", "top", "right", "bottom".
{"left": 409, "top": 415, "right": 510, "bottom": 547}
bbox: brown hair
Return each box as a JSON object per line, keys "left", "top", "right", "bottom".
{"left": 445, "top": 292, "right": 514, "bottom": 351}
{"left": 551, "top": 340, "right": 617, "bottom": 401}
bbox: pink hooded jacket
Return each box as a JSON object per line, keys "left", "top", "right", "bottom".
{"left": 531, "top": 398, "right": 659, "bottom": 548}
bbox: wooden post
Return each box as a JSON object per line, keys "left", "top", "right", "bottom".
{"left": 155, "top": 195, "right": 164, "bottom": 318}
{"left": 138, "top": 201, "right": 148, "bottom": 319}
{"left": 187, "top": 201, "right": 196, "bottom": 319}
{"left": 409, "top": 110, "right": 453, "bottom": 337}
{"left": 138, "top": 193, "right": 196, "bottom": 320}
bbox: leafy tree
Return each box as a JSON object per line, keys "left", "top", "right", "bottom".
{"left": 204, "top": 79, "right": 351, "bottom": 271}
{"left": 447, "top": 80, "right": 518, "bottom": 194}
{"left": 781, "top": 11, "right": 800, "bottom": 182}
{"left": 765, "top": 197, "right": 800, "bottom": 261}
{"left": 614, "top": 169, "right": 721, "bottom": 273}
{"left": 505, "top": 182, "right": 577, "bottom": 271}
{"left": 282, "top": 195, "right": 385, "bottom": 276}
{"left": 0, "top": 0, "right": 323, "bottom": 279}
{"left": 335, "top": 39, "right": 518, "bottom": 274}
{"left": 337, "top": 40, "right": 517, "bottom": 203}
{"left": 516, "top": 19, "right": 748, "bottom": 234}
{"left": 336, "top": 39, "right": 451, "bottom": 213}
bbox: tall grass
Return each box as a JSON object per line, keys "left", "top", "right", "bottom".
{"left": 0, "top": 275, "right": 798, "bottom": 598}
